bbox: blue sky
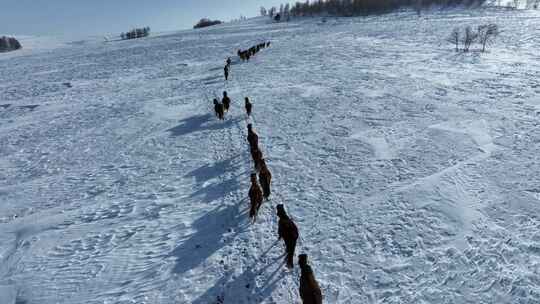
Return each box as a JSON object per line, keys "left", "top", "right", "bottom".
{"left": 0, "top": 0, "right": 286, "bottom": 37}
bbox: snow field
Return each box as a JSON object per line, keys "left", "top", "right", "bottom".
{"left": 1, "top": 8, "right": 540, "bottom": 304}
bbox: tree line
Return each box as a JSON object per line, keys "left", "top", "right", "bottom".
{"left": 261, "top": 0, "right": 488, "bottom": 19}
{"left": 120, "top": 27, "right": 150, "bottom": 40}
{"left": 0, "top": 36, "right": 22, "bottom": 52}
{"left": 488, "top": 0, "right": 540, "bottom": 9}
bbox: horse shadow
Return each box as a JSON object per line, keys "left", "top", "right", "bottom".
{"left": 186, "top": 154, "right": 247, "bottom": 204}
{"left": 167, "top": 113, "right": 234, "bottom": 137}
{"left": 169, "top": 202, "right": 248, "bottom": 275}
{"left": 204, "top": 80, "right": 223, "bottom": 85}
{"left": 200, "top": 75, "right": 222, "bottom": 82}
{"left": 185, "top": 155, "right": 244, "bottom": 183}
{"left": 189, "top": 177, "right": 239, "bottom": 204}
{"left": 191, "top": 241, "right": 288, "bottom": 304}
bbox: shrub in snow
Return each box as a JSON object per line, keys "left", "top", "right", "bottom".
{"left": 477, "top": 24, "right": 500, "bottom": 52}
{"left": 0, "top": 36, "right": 22, "bottom": 52}
{"left": 193, "top": 19, "right": 222, "bottom": 29}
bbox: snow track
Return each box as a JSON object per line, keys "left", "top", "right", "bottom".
{"left": 2, "top": 8, "right": 540, "bottom": 304}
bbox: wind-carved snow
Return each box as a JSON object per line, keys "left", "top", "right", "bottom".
{"left": 351, "top": 131, "right": 395, "bottom": 160}
{"left": 2, "top": 8, "right": 540, "bottom": 304}
{"left": 430, "top": 119, "right": 495, "bottom": 154}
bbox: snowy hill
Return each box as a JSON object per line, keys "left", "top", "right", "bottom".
{"left": 1, "top": 9, "right": 540, "bottom": 304}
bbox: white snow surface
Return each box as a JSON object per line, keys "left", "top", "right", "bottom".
{"left": 2, "top": 9, "right": 540, "bottom": 304}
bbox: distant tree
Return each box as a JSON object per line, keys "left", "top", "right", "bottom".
{"left": 0, "top": 36, "right": 22, "bottom": 52}
{"left": 477, "top": 23, "right": 500, "bottom": 52}
{"left": 269, "top": 6, "right": 276, "bottom": 18}
{"left": 10, "top": 37, "right": 21, "bottom": 50}
{"left": 193, "top": 18, "right": 223, "bottom": 29}
{"left": 463, "top": 26, "right": 477, "bottom": 52}
{"left": 414, "top": 0, "right": 423, "bottom": 15}
{"left": 525, "top": 0, "right": 536, "bottom": 8}
{"left": 0, "top": 37, "right": 7, "bottom": 51}
{"left": 260, "top": 6, "right": 267, "bottom": 16}
{"left": 284, "top": 3, "right": 291, "bottom": 20}
{"left": 447, "top": 27, "right": 460, "bottom": 52}
{"left": 291, "top": 2, "right": 302, "bottom": 16}
{"left": 120, "top": 27, "right": 150, "bottom": 40}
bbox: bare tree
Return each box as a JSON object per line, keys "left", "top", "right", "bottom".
{"left": 260, "top": 6, "right": 267, "bottom": 16}
{"left": 477, "top": 24, "right": 500, "bottom": 52}
{"left": 269, "top": 6, "right": 276, "bottom": 19}
{"left": 415, "top": 0, "right": 423, "bottom": 16}
{"left": 284, "top": 3, "right": 291, "bottom": 21}
{"left": 447, "top": 27, "right": 460, "bottom": 52}
{"left": 525, "top": 0, "right": 540, "bottom": 9}
{"left": 463, "top": 26, "right": 477, "bottom": 52}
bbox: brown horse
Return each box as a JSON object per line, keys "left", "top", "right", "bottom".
{"left": 213, "top": 99, "right": 224, "bottom": 120}
{"left": 245, "top": 97, "right": 252, "bottom": 116}
{"left": 277, "top": 204, "right": 298, "bottom": 268}
{"left": 247, "top": 124, "right": 259, "bottom": 149}
{"left": 258, "top": 159, "right": 271, "bottom": 199}
{"left": 248, "top": 173, "right": 264, "bottom": 222}
{"left": 250, "top": 146, "right": 263, "bottom": 171}
{"left": 299, "top": 254, "right": 323, "bottom": 304}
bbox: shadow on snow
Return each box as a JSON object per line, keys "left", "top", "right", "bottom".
{"left": 185, "top": 155, "right": 241, "bottom": 183}
{"left": 185, "top": 155, "right": 246, "bottom": 204}
{"left": 169, "top": 201, "right": 248, "bottom": 275}
{"left": 191, "top": 241, "right": 288, "bottom": 304}
{"left": 167, "top": 113, "right": 239, "bottom": 137}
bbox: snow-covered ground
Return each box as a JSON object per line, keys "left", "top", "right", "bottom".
{"left": 1, "top": 8, "right": 540, "bottom": 304}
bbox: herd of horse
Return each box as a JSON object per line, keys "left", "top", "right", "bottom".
{"left": 210, "top": 40, "right": 323, "bottom": 303}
